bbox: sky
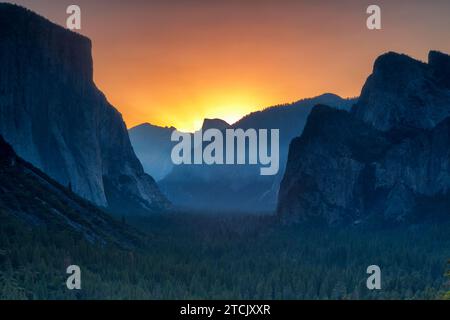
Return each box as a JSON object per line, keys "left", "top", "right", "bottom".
{"left": 5, "top": 0, "right": 450, "bottom": 131}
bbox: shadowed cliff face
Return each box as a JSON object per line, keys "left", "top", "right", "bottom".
{"left": 278, "top": 51, "right": 450, "bottom": 225}
{"left": 0, "top": 4, "right": 169, "bottom": 214}
{"left": 353, "top": 51, "right": 450, "bottom": 131}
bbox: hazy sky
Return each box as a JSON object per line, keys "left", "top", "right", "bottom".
{"left": 5, "top": 0, "right": 450, "bottom": 131}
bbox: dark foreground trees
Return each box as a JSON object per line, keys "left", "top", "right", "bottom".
{"left": 1, "top": 211, "right": 449, "bottom": 300}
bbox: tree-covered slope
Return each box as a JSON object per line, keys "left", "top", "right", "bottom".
{"left": 0, "top": 135, "right": 141, "bottom": 248}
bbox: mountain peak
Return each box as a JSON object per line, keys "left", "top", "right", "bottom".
{"left": 0, "top": 3, "right": 93, "bottom": 88}
{"left": 428, "top": 50, "right": 450, "bottom": 63}
{"left": 314, "top": 93, "right": 343, "bottom": 101}
{"left": 131, "top": 122, "right": 176, "bottom": 132}
{"left": 0, "top": 3, "right": 89, "bottom": 40}
{"left": 428, "top": 50, "right": 450, "bottom": 89}
{"left": 372, "top": 51, "right": 426, "bottom": 77}
{"left": 201, "top": 118, "right": 231, "bottom": 131}
{"left": 353, "top": 50, "right": 450, "bottom": 131}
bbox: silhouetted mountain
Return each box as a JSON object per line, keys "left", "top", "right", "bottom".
{"left": 278, "top": 51, "right": 450, "bottom": 225}
{"left": 0, "top": 4, "right": 169, "bottom": 215}
{"left": 202, "top": 118, "right": 231, "bottom": 131}
{"left": 129, "top": 119, "right": 231, "bottom": 182}
{"left": 0, "top": 134, "right": 140, "bottom": 247}
{"left": 353, "top": 51, "right": 450, "bottom": 131}
{"left": 160, "top": 94, "right": 356, "bottom": 212}
{"left": 129, "top": 123, "right": 176, "bottom": 181}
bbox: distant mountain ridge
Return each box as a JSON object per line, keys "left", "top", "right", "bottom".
{"left": 0, "top": 4, "right": 169, "bottom": 214}
{"left": 156, "top": 93, "right": 356, "bottom": 211}
{"left": 129, "top": 123, "right": 176, "bottom": 181}
{"left": 278, "top": 51, "right": 450, "bottom": 225}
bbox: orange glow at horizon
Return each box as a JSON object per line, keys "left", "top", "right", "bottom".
{"left": 6, "top": 0, "right": 450, "bottom": 132}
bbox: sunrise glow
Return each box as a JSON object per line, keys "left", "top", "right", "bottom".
{"left": 6, "top": 0, "right": 450, "bottom": 131}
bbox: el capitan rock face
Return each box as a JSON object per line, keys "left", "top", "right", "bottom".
{"left": 278, "top": 51, "right": 450, "bottom": 225}
{"left": 0, "top": 4, "right": 169, "bottom": 214}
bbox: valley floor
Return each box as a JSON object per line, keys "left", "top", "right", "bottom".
{"left": 1, "top": 210, "right": 449, "bottom": 300}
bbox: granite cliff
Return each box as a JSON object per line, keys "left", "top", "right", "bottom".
{"left": 0, "top": 4, "right": 169, "bottom": 214}
{"left": 278, "top": 51, "right": 450, "bottom": 225}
